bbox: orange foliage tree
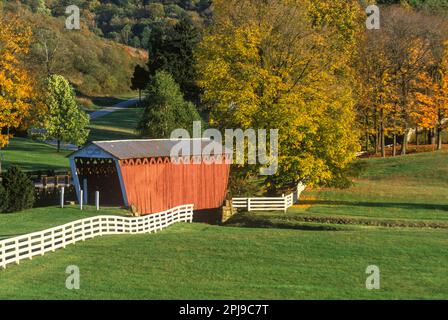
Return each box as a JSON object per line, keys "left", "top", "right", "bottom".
{"left": 414, "top": 45, "right": 448, "bottom": 150}
{"left": 0, "top": 13, "right": 34, "bottom": 147}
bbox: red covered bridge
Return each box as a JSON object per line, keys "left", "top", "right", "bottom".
{"left": 68, "top": 139, "right": 231, "bottom": 215}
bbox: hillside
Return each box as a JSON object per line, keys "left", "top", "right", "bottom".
{"left": 13, "top": 0, "right": 211, "bottom": 48}
{"left": 1, "top": 2, "right": 147, "bottom": 96}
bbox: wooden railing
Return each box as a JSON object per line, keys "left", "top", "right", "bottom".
{"left": 232, "top": 183, "right": 306, "bottom": 212}
{"left": 0, "top": 204, "right": 193, "bottom": 270}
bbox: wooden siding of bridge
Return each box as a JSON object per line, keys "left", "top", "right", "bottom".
{"left": 119, "top": 156, "right": 230, "bottom": 214}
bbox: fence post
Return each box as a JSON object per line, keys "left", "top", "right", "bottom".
{"left": 99, "top": 217, "right": 103, "bottom": 236}
{"left": 1, "top": 242, "right": 5, "bottom": 269}
{"left": 41, "top": 233, "right": 44, "bottom": 256}
{"left": 95, "top": 191, "right": 100, "bottom": 211}
{"left": 83, "top": 179, "right": 88, "bottom": 205}
{"left": 51, "top": 230, "right": 55, "bottom": 252}
{"left": 80, "top": 190, "right": 83, "bottom": 210}
{"left": 247, "top": 198, "right": 251, "bottom": 212}
{"left": 282, "top": 194, "right": 287, "bottom": 213}
{"left": 15, "top": 238, "right": 19, "bottom": 265}
{"left": 62, "top": 226, "right": 66, "bottom": 248}
{"left": 60, "top": 187, "right": 65, "bottom": 208}
{"left": 28, "top": 236, "right": 32, "bottom": 260}
{"left": 81, "top": 220, "right": 85, "bottom": 241}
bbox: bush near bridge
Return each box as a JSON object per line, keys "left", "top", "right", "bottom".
{"left": 0, "top": 166, "right": 35, "bottom": 213}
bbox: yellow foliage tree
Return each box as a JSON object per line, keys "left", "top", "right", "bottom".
{"left": 0, "top": 13, "right": 33, "bottom": 147}
{"left": 197, "top": 0, "right": 363, "bottom": 191}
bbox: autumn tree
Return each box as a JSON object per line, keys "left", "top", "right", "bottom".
{"left": 414, "top": 44, "right": 448, "bottom": 150}
{"left": 196, "top": 0, "right": 363, "bottom": 192}
{"left": 381, "top": 6, "right": 444, "bottom": 155}
{"left": 41, "top": 75, "right": 90, "bottom": 152}
{"left": 0, "top": 13, "right": 34, "bottom": 148}
{"left": 355, "top": 5, "right": 448, "bottom": 156}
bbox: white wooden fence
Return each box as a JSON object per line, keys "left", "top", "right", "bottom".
{"left": 0, "top": 204, "right": 193, "bottom": 270}
{"left": 232, "top": 182, "right": 306, "bottom": 212}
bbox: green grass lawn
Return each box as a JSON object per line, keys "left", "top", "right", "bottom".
{"left": 0, "top": 148, "right": 447, "bottom": 299}
{"left": 0, "top": 221, "right": 446, "bottom": 299}
{"left": 78, "top": 93, "right": 139, "bottom": 111}
{"left": 0, "top": 102, "right": 143, "bottom": 172}
{"left": 0, "top": 206, "right": 128, "bottom": 240}
{"left": 88, "top": 107, "right": 144, "bottom": 141}
{"left": 0, "top": 137, "right": 70, "bottom": 172}
{"left": 296, "top": 150, "right": 448, "bottom": 222}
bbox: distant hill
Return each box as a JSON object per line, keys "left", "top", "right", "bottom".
{"left": 13, "top": 0, "right": 211, "bottom": 49}
{"left": 1, "top": 2, "right": 147, "bottom": 96}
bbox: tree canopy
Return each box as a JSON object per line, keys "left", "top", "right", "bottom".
{"left": 138, "top": 71, "right": 201, "bottom": 138}
{"left": 196, "top": 0, "right": 363, "bottom": 191}
{"left": 40, "top": 74, "right": 90, "bottom": 151}
{"left": 0, "top": 13, "right": 34, "bottom": 147}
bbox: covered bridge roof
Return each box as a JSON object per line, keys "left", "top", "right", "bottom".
{"left": 69, "top": 139, "right": 232, "bottom": 160}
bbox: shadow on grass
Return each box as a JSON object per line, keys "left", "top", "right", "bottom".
{"left": 224, "top": 213, "right": 344, "bottom": 231}
{"left": 299, "top": 199, "right": 448, "bottom": 211}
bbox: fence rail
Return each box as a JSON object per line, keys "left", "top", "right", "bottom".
{"left": 0, "top": 204, "right": 193, "bottom": 270}
{"left": 232, "top": 183, "right": 306, "bottom": 212}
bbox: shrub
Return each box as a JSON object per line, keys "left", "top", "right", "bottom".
{"left": 1, "top": 166, "right": 35, "bottom": 213}
{"left": 0, "top": 183, "right": 6, "bottom": 212}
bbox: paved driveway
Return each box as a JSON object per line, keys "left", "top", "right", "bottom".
{"left": 88, "top": 98, "right": 139, "bottom": 120}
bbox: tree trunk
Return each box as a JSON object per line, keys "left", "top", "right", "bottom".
{"left": 401, "top": 128, "right": 409, "bottom": 155}
{"left": 431, "top": 128, "right": 436, "bottom": 145}
{"left": 365, "top": 131, "right": 369, "bottom": 152}
{"left": 57, "top": 140, "right": 61, "bottom": 153}
{"left": 365, "top": 115, "right": 369, "bottom": 152}
{"left": 139, "top": 89, "right": 142, "bottom": 104}
{"left": 437, "top": 127, "right": 443, "bottom": 151}
{"left": 393, "top": 134, "right": 397, "bottom": 157}
{"left": 415, "top": 126, "right": 419, "bottom": 146}
{"left": 380, "top": 124, "right": 385, "bottom": 158}
{"left": 374, "top": 110, "right": 378, "bottom": 154}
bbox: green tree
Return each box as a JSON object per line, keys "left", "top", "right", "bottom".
{"left": 147, "top": 17, "right": 201, "bottom": 102}
{"left": 196, "top": 0, "right": 363, "bottom": 192}
{"left": 1, "top": 166, "right": 34, "bottom": 213}
{"left": 130, "top": 64, "right": 150, "bottom": 103}
{"left": 138, "top": 71, "right": 201, "bottom": 138}
{"left": 23, "top": 0, "right": 50, "bottom": 14}
{"left": 42, "top": 75, "right": 90, "bottom": 151}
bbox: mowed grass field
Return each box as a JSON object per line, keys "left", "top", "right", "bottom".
{"left": 0, "top": 151, "right": 447, "bottom": 299}
{"left": 302, "top": 150, "right": 448, "bottom": 221}
{"left": 0, "top": 105, "right": 143, "bottom": 172}
{"left": 88, "top": 107, "right": 143, "bottom": 142}
{"left": 0, "top": 223, "right": 446, "bottom": 300}
{"left": 0, "top": 137, "right": 70, "bottom": 172}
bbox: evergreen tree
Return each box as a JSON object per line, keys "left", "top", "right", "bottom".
{"left": 130, "top": 65, "right": 150, "bottom": 103}
{"left": 138, "top": 71, "right": 201, "bottom": 138}
{"left": 1, "top": 166, "right": 34, "bottom": 213}
{"left": 147, "top": 17, "right": 201, "bottom": 102}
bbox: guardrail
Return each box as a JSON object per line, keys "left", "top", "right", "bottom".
{"left": 0, "top": 204, "right": 193, "bottom": 270}
{"left": 232, "top": 183, "right": 306, "bottom": 212}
